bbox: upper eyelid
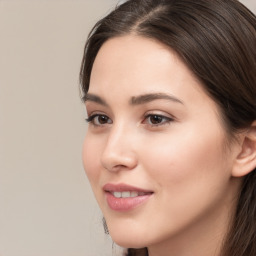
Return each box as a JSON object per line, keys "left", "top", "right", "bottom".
{"left": 144, "top": 111, "right": 176, "bottom": 120}
{"left": 87, "top": 110, "right": 108, "bottom": 117}
{"left": 86, "top": 105, "right": 178, "bottom": 119}
{"left": 145, "top": 112, "right": 173, "bottom": 118}
{"left": 88, "top": 113, "right": 173, "bottom": 123}
{"left": 144, "top": 114, "right": 174, "bottom": 123}
{"left": 86, "top": 111, "right": 176, "bottom": 120}
{"left": 87, "top": 113, "right": 110, "bottom": 120}
{"left": 85, "top": 103, "right": 112, "bottom": 117}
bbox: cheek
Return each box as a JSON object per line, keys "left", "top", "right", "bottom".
{"left": 139, "top": 127, "right": 228, "bottom": 189}
{"left": 82, "top": 135, "right": 102, "bottom": 186}
{"left": 136, "top": 129, "right": 232, "bottom": 232}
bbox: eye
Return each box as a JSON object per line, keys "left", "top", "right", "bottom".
{"left": 144, "top": 114, "right": 173, "bottom": 126}
{"left": 86, "top": 114, "right": 112, "bottom": 126}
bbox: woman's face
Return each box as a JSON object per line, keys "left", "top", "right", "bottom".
{"left": 83, "top": 35, "right": 240, "bottom": 252}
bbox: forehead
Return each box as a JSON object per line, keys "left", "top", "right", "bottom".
{"left": 89, "top": 35, "right": 202, "bottom": 97}
{"left": 93, "top": 35, "right": 177, "bottom": 69}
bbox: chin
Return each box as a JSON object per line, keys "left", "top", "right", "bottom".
{"left": 112, "top": 236, "right": 146, "bottom": 249}
{"left": 108, "top": 225, "right": 149, "bottom": 249}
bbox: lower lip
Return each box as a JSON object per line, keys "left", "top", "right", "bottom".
{"left": 105, "top": 192, "right": 152, "bottom": 212}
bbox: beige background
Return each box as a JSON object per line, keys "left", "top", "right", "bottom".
{"left": 0, "top": 1, "right": 255, "bottom": 255}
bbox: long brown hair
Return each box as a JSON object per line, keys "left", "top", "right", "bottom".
{"left": 80, "top": 0, "right": 256, "bottom": 255}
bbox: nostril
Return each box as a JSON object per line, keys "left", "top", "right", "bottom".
{"left": 102, "top": 163, "right": 131, "bottom": 172}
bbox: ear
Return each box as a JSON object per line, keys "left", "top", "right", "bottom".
{"left": 232, "top": 121, "right": 256, "bottom": 177}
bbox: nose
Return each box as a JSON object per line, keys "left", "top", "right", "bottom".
{"left": 101, "top": 125, "right": 138, "bottom": 172}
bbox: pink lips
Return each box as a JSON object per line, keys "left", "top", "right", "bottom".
{"left": 103, "top": 183, "right": 153, "bottom": 211}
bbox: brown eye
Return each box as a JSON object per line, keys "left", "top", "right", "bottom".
{"left": 97, "top": 115, "right": 110, "bottom": 124}
{"left": 149, "top": 115, "right": 164, "bottom": 124}
{"left": 144, "top": 114, "right": 173, "bottom": 127}
{"left": 86, "top": 114, "right": 112, "bottom": 126}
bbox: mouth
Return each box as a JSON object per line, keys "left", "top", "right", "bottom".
{"left": 110, "top": 191, "right": 152, "bottom": 198}
{"left": 103, "top": 183, "right": 154, "bottom": 211}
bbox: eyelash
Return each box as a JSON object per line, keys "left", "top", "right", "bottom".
{"left": 86, "top": 114, "right": 112, "bottom": 126}
{"left": 86, "top": 113, "right": 174, "bottom": 127}
{"left": 143, "top": 114, "right": 174, "bottom": 126}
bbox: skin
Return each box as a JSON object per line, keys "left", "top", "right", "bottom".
{"left": 83, "top": 35, "right": 243, "bottom": 256}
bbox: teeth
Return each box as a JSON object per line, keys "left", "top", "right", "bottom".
{"left": 113, "top": 192, "right": 122, "bottom": 198}
{"left": 131, "top": 191, "right": 139, "bottom": 197}
{"left": 122, "top": 191, "right": 131, "bottom": 198}
{"left": 112, "top": 191, "right": 141, "bottom": 198}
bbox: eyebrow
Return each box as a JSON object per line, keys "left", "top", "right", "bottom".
{"left": 130, "top": 93, "right": 184, "bottom": 105}
{"left": 83, "top": 94, "right": 108, "bottom": 106}
{"left": 83, "top": 92, "right": 183, "bottom": 106}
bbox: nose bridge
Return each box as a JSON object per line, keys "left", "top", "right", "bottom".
{"left": 101, "top": 121, "right": 137, "bottom": 171}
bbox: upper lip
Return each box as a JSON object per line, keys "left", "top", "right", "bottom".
{"left": 103, "top": 183, "right": 153, "bottom": 193}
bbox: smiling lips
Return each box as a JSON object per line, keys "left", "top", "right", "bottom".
{"left": 103, "top": 183, "right": 153, "bottom": 211}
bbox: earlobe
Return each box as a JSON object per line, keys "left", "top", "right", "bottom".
{"left": 232, "top": 121, "right": 256, "bottom": 177}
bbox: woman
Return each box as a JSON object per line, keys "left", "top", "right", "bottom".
{"left": 80, "top": 0, "right": 256, "bottom": 255}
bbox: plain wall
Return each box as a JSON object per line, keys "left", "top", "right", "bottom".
{"left": 0, "top": 1, "right": 255, "bottom": 255}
